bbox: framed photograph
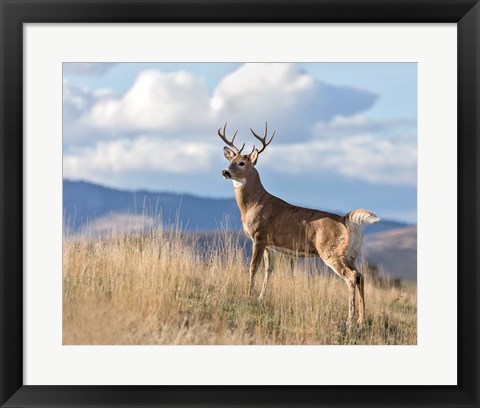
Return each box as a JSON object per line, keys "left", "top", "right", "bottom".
{"left": 1, "top": 0, "right": 479, "bottom": 407}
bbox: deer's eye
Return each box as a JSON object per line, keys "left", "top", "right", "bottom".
{"left": 239, "top": 162, "right": 245, "bottom": 167}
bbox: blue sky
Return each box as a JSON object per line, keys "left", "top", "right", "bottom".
{"left": 63, "top": 62, "right": 417, "bottom": 223}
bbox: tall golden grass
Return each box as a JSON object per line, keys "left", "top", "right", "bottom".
{"left": 63, "top": 226, "right": 417, "bottom": 345}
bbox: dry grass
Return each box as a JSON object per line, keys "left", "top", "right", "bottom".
{"left": 63, "top": 227, "right": 417, "bottom": 345}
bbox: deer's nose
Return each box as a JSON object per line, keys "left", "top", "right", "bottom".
{"left": 222, "top": 169, "right": 231, "bottom": 179}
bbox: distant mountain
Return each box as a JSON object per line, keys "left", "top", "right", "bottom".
{"left": 363, "top": 227, "right": 417, "bottom": 280}
{"left": 63, "top": 179, "right": 410, "bottom": 234}
{"left": 63, "top": 179, "right": 241, "bottom": 232}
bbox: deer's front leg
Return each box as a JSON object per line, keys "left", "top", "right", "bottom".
{"left": 248, "top": 242, "right": 265, "bottom": 296}
{"left": 259, "top": 249, "right": 273, "bottom": 300}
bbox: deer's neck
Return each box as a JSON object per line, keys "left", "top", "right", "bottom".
{"left": 233, "top": 168, "right": 269, "bottom": 214}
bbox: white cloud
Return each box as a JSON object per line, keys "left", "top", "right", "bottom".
{"left": 85, "top": 70, "right": 214, "bottom": 133}
{"left": 212, "top": 63, "right": 377, "bottom": 139}
{"left": 212, "top": 63, "right": 315, "bottom": 113}
{"left": 63, "top": 63, "right": 117, "bottom": 75}
{"left": 314, "top": 114, "right": 416, "bottom": 138}
{"left": 261, "top": 130, "right": 417, "bottom": 186}
{"left": 68, "top": 63, "right": 376, "bottom": 143}
{"left": 63, "top": 82, "right": 111, "bottom": 142}
{"left": 63, "top": 82, "right": 95, "bottom": 116}
{"left": 63, "top": 63, "right": 415, "bottom": 188}
{"left": 63, "top": 136, "right": 217, "bottom": 180}
{"left": 64, "top": 119, "right": 417, "bottom": 188}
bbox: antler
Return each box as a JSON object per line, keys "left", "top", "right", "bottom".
{"left": 249, "top": 122, "right": 276, "bottom": 155}
{"left": 218, "top": 123, "right": 245, "bottom": 154}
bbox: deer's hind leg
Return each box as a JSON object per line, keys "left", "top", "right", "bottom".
{"left": 355, "top": 270, "right": 365, "bottom": 324}
{"left": 324, "top": 258, "right": 360, "bottom": 326}
{"left": 346, "top": 258, "right": 365, "bottom": 325}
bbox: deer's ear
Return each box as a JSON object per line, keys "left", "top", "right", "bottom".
{"left": 224, "top": 147, "right": 236, "bottom": 161}
{"left": 249, "top": 149, "right": 259, "bottom": 165}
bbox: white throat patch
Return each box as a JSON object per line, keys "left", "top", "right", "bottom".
{"left": 232, "top": 178, "right": 247, "bottom": 188}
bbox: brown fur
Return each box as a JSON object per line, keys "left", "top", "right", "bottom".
{"left": 220, "top": 129, "right": 379, "bottom": 325}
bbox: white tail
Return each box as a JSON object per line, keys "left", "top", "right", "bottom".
{"left": 346, "top": 209, "right": 381, "bottom": 227}
{"left": 344, "top": 209, "right": 380, "bottom": 272}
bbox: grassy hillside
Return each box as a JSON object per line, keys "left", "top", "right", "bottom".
{"left": 63, "top": 228, "right": 417, "bottom": 345}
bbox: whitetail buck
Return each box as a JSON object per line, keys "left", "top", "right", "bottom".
{"left": 218, "top": 123, "right": 380, "bottom": 325}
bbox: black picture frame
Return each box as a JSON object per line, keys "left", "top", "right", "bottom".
{"left": 1, "top": 1, "right": 479, "bottom": 407}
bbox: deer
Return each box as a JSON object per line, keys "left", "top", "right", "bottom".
{"left": 218, "top": 122, "right": 380, "bottom": 325}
